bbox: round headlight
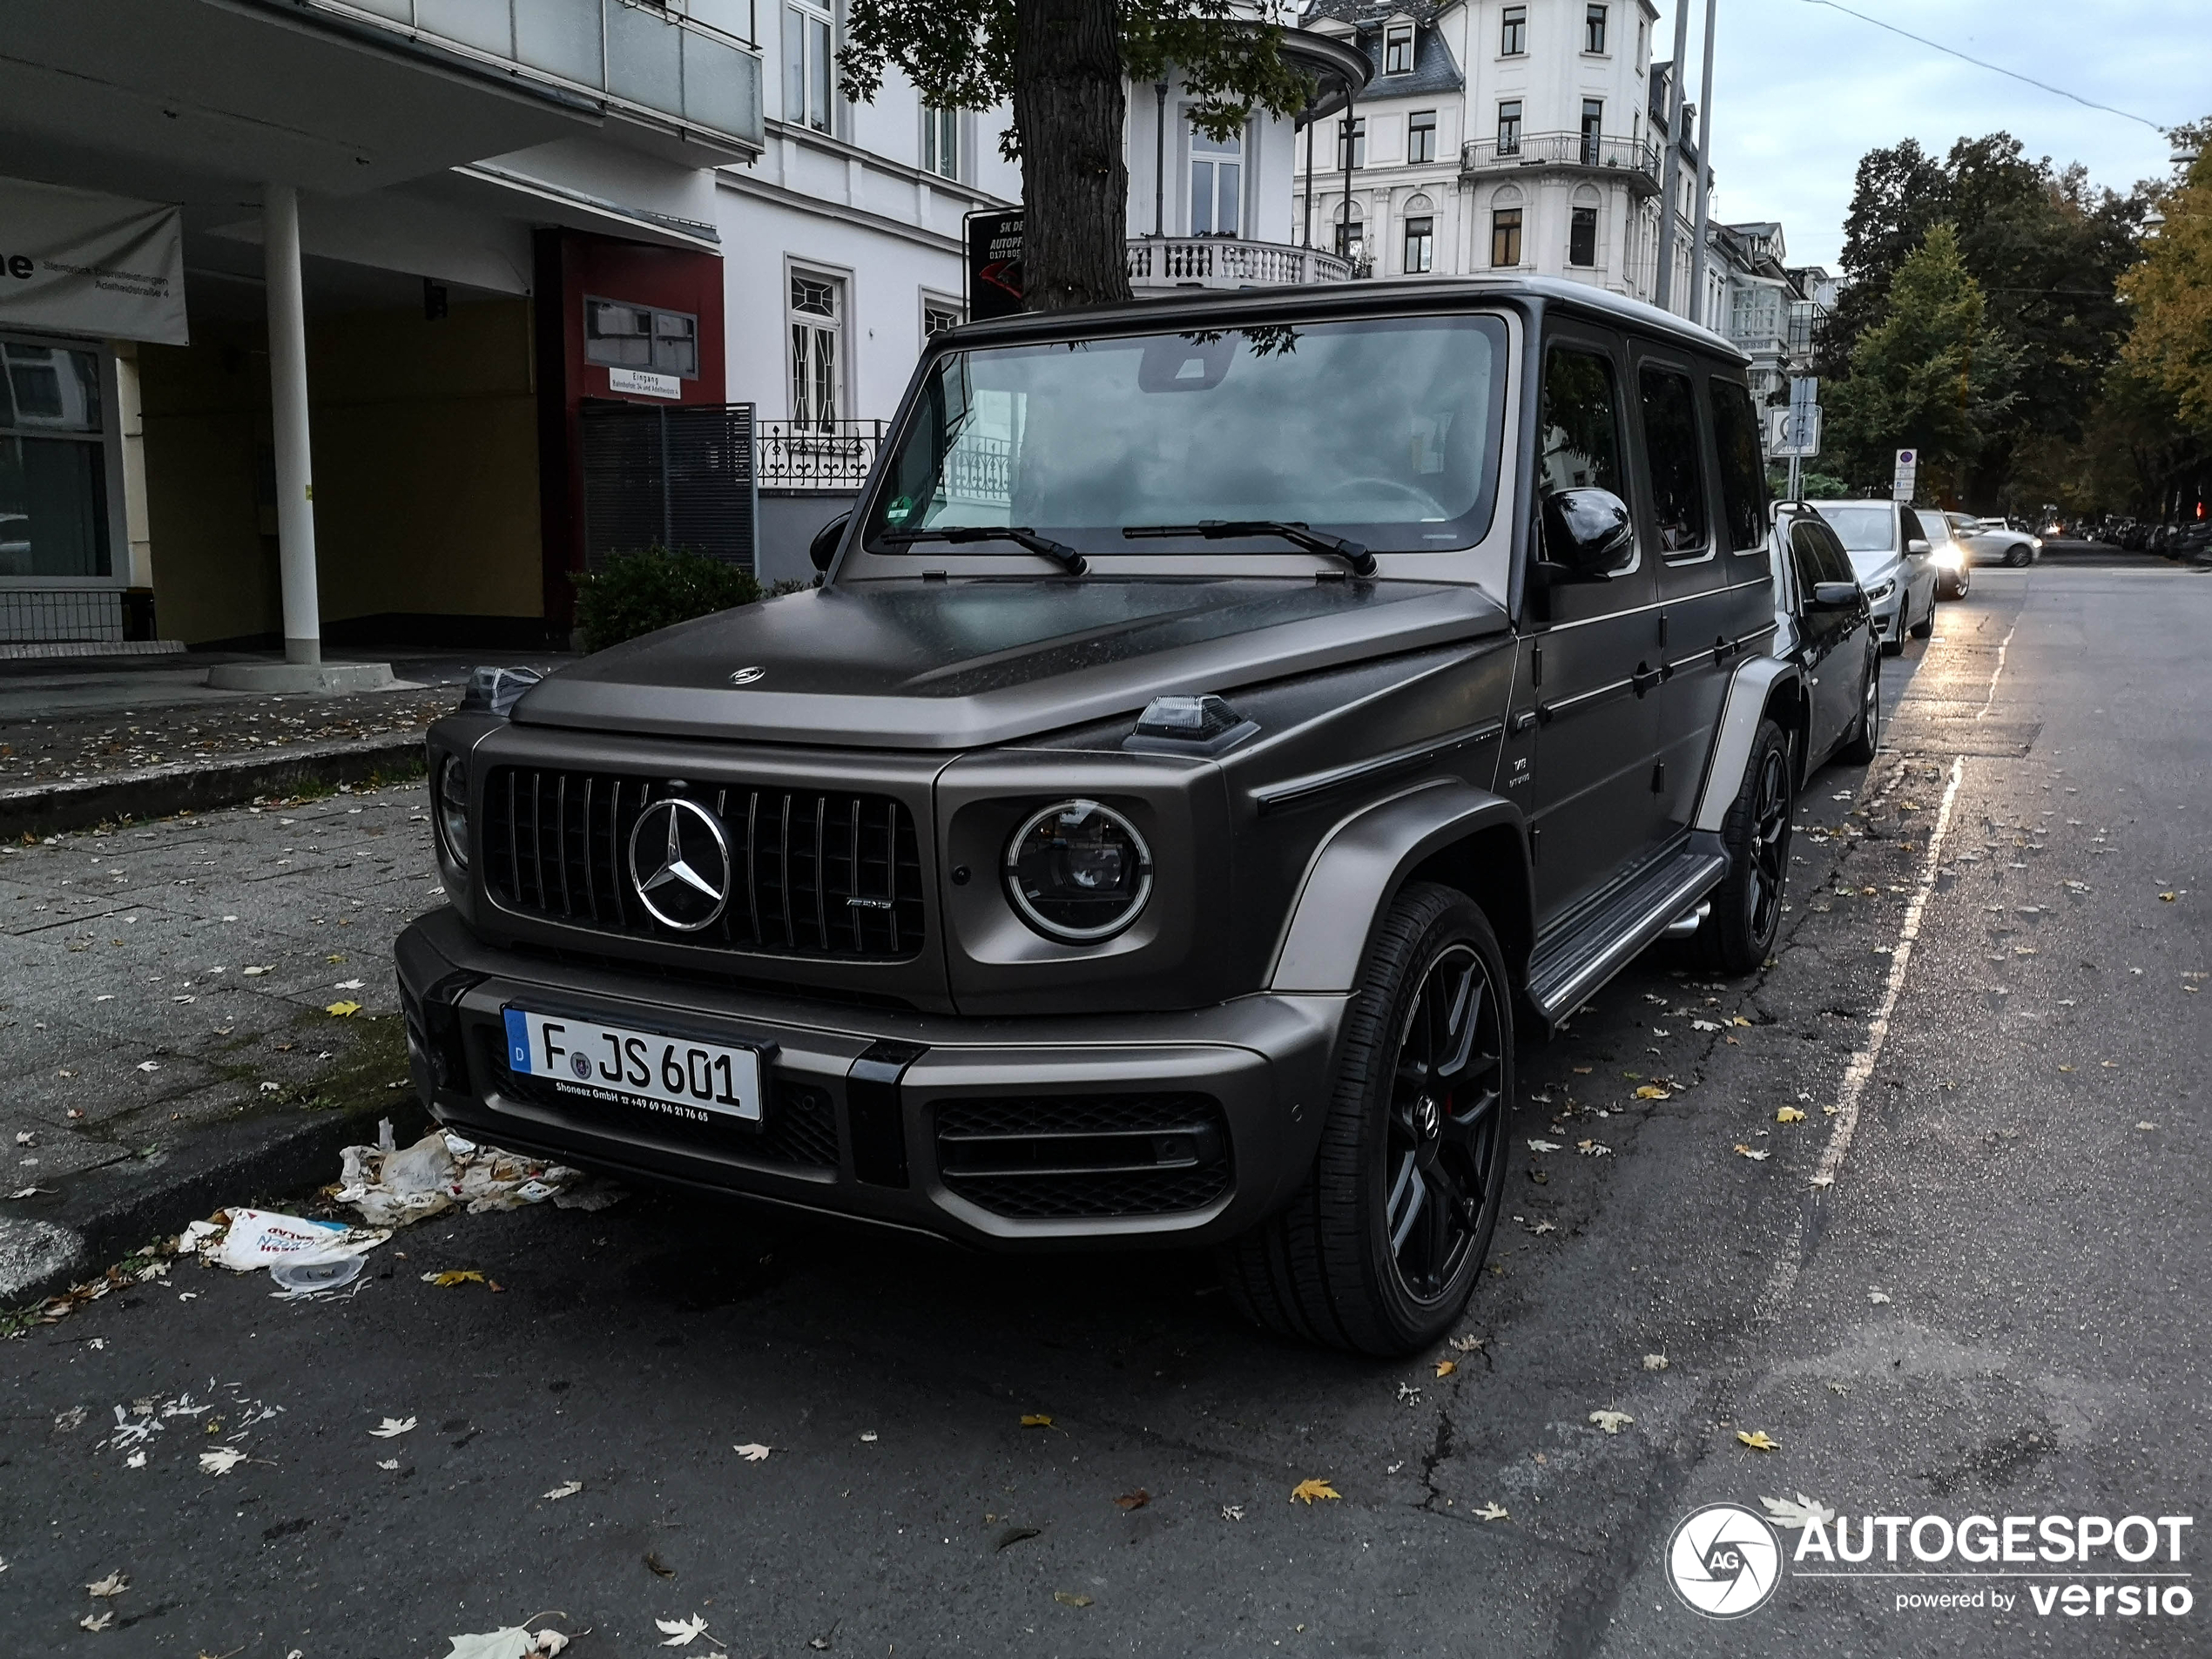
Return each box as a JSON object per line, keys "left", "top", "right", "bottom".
{"left": 436, "top": 755, "right": 471, "bottom": 870}
{"left": 1003, "top": 799, "right": 1152, "bottom": 943}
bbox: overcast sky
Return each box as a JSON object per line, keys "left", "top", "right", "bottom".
{"left": 1659, "top": 0, "right": 2209, "bottom": 269}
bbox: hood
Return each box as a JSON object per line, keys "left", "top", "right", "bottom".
{"left": 516, "top": 577, "right": 1508, "bottom": 749}
{"left": 1844, "top": 548, "right": 1901, "bottom": 583}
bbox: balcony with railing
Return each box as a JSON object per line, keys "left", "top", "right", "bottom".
{"left": 1459, "top": 132, "right": 1661, "bottom": 193}
{"left": 1127, "top": 236, "right": 1356, "bottom": 291}
{"left": 758, "top": 420, "right": 884, "bottom": 492}
{"left": 256, "top": 0, "right": 764, "bottom": 156}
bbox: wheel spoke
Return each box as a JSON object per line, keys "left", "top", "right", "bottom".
{"left": 1433, "top": 964, "right": 1481, "bottom": 1083}
{"left": 1387, "top": 1152, "right": 1425, "bottom": 1255}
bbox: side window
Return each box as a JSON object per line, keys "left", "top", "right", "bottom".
{"left": 1637, "top": 365, "right": 1709, "bottom": 555}
{"left": 1708, "top": 378, "right": 1768, "bottom": 552}
{"left": 1540, "top": 347, "right": 1624, "bottom": 497}
{"left": 1805, "top": 520, "right": 1855, "bottom": 587}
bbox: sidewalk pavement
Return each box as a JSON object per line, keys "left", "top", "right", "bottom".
{"left": 0, "top": 779, "right": 441, "bottom": 1305}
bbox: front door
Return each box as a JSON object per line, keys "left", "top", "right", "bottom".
{"left": 1522, "top": 334, "right": 1664, "bottom": 928}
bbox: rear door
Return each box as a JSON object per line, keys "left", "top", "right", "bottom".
{"left": 1522, "top": 328, "right": 1664, "bottom": 928}
{"left": 1788, "top": 516, "right": 1851, "bottom": 758}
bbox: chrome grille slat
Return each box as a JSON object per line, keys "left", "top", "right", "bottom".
{"left": 483, "top": 765, "right": 924, "bottom": 962}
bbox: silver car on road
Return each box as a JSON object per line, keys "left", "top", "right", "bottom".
{"left": 1811, "top": 499, "right": 1939, "bottom": 655}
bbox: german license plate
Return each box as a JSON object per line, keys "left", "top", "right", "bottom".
{"left": 502, "top": 1008, "right": 763, "bottom": 1127}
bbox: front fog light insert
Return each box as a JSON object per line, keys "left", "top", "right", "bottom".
{"left": 1005, "top": 799, "right": 1153, "bottom": 942}
{"left": 436, "top": 755, "right": 471, "bottom": 870}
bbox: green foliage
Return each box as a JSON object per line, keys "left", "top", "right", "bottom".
{"left": 2121, "top": 148, "right": 2212, "bottom": 438}
{"left": 571, "top": 546, "right": 762, "bottom": 653}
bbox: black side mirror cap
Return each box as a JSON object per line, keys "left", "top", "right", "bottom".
{"left": 809, "top": 510, "right": 853, "bottom": 573}
{"left": 1810, "top": 581, "right": 1862, "bottom": 610}
{"left": 1541, "top": 488, "right": 1635, "bottom": 579}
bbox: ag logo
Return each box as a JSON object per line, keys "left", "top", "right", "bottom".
{"left": 1666, "top": 1503, "right": 1782, "bottom": 1619}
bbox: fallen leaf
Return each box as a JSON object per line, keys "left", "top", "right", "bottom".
{"left": 1810, "top": 1173, "right": 1835, "bottom": 1189}
{"left": 1474, "top": 1501, "right": 1510, "bottom": 1521}
{"left": 1290, "top": 1477, "right": 1340, "bottom": 1504}
{"left": 1219, "top": 1504, "right": 1246, "bottom": 1521}
{"left": 1634, "top": 1085, "right": 1670, "bottom": 1101}
{"left": 1448, "top": 1334, "right": 1485, "bottom": 1352}
{"left": 2136, "top": 1122, "right": 2158, "bottom": 1132}
{"left": 1761, "top": 1492, "right": 1838, "bottom": 1530}
{"left": 1731, "top": 1016, "right": 1753, "bottom": 1027}
{"left": 1019, "top": 1413, "right": 1055, "bottom": 1428}
{"left": 1732, "top": 1144, "right": 1770, "bottom": 1161}
{"left": 732, "top": 1442, "right": 772, "bottom": 1461}
{"left": 1113, "top": 1488, "right": 1150, "bottom": 1511}
{"left": 1869, "top": 1289, "right": 1892, "bottom": 1305}
{"left": 1690, "top": 1018, "right": 1721, "bottom": 1032}
{"left": 377, "top": 1459, "right": 401, "bottom": 1470}
{"left": 1571, "top": 1065, "right": 1593, "bottom": 1074}
{"left": 1576, "top": 1138, "right": 1611, "bottom": 1157}
{"left": 1588, "top": 1410, "right": 1634, "bottom": 1435}
{"left": 1737, "top": 1430, "right": 1781, "bottom": 1452}
{"left": 859, "top": 1430, "right": 878, "bottom": 1443}
{"left": 1053, "top": 1590, "right": 1094, "bottom": 1608}
{"left": 535, "top": 1630, "right": 571, "bottom": 1656}
{"left": 1777, "top": 1107, "right": 1806, "bottom": 1123}
{"left": 655, "top": 1614, "right": 709, "bottom": 1646}
{"left": 199, "top": 1446, "right": 247, "bottom": 1474}
{"left": 423, "top": 1270, "right": 487, "bottom": 1287}
{"left": 136, "top": 1060, "right": 160, "bottom": 1073}
{"left": 241, "top": 965, "right": 272, "bottom": 977}
{"left": 370, "top": 1416, "right": 417, "bottom": 1438}
{"left": 1434, "top": 1359, "right": 1458, "bottom": 1378}
{"left": 543, "top": 1480, "right": 583, "bottom": 1501}
{"left": 645, "top": 1553, "right": 677, "bottom": 1579}
{"left": 325, "top": 1000, "right": 362, "bottom": 1017}
{"left": 334, "top": 978, "right": 366, "bottom": 990}
{"left": 2160, "top": 892, "right": 2177, "bottom": 903}
{"left": 85, "top": 1571, "right": 128, "bottom": 1597}
{"left": 1526, "top": 1139, "right": 1561, "bottom": 1153}
{"left": 443, "top": 1630, "right": 536, "bottom": 1659}
{"left": 1642, "top": 1353, "right": 1669, "bottom": 1371}
{"left": 81, "top": 1613, "right": 115, "bottom": 1632}
{"left": 1527, "top": 1219, "right": 1557, "bottom": 1235}
{"left": 995, "top": 1526, "right": 1042, "bottom": 1549}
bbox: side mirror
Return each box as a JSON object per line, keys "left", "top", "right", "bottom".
{"left": 1906, "top": 537, "right": 1932, "bottom": 556}
{"left": 1538, "top": 488, "right": 1635, "bottom": 583}
{"left": 809, "top": 510, "right": 853, "bottom": 574}
{"left": 1810, "top": 581, "right": 1862, "bottom": 610}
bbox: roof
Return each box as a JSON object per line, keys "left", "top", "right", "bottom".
{"left": 945, "top": 275, "right": 1746, "bottom": 364}
{"left": 1303, "top": 2, "right": 1464, "bottom": 98}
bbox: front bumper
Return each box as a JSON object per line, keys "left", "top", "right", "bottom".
{"left": 395, "top": 909, "right": 1347, "bottom": 1248}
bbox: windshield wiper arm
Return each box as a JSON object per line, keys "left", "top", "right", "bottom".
{"left": 881, "top": 525, "right": 1087, "bottom": 576}
{"left": 1121, "top": 521, "right": 1376, "bottom": 577}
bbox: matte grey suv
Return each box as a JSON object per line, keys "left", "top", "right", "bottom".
{"left": 397, "top": 279, "right": 1809, "bottom": 1354}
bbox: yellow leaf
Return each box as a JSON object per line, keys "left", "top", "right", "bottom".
{"left": 1776, "top": 1107, "right": 1806, "bottom": 1123}
{"left": 1732, "top": 1144, "right": 1770, "bottom": 1161}
{"left": 1052, "top": 1590, "right": 1094, "bottom": 1608}
{"left": 1730, "top": 1016, "right": 1753, "bottom": 1027}
{"left": 1434, "top": 1359, "right": 1457, "bottom": 1378}
{"left": 325, "top": 1000, "right": 362, "bottom": 1017}
{"left": 1737, "top": 1430, "right": 1780, "bottom": 1452}
{"left": 1290, "top": 1477, "right": 1340, "bottom": 1504}
{"left": 422, "top": 1269, "right": 485, "bottom": 1287}
{"left": 1020, "top": 1413, "right": 1054, "bottom": 1428}
{"left": 1635, "top": 1084, "right": 1670, "bottom": 1101}
{"left": 2160, "top": 892, "right": 2178, "bottom": 903}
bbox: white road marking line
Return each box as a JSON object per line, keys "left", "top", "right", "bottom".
{"left": 1976, "top": 616, "right": 2020, "bottom": 721}
{"left": 1756, "top": 753, "right": 1966, "bottom": 1323}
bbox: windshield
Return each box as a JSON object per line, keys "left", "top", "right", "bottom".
{"left": 865, "top": 315, "right": 1508, "bottom": 555}
{"left": 1915, "top": 510, "right": 1952, "bottom": 544}
{"left": 1813, "top": 504, "right": 1898, "bottom": 554}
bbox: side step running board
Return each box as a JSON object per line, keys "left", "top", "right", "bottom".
{"left": 1527, "top": 846, "right": 1728, "bottom": 1023}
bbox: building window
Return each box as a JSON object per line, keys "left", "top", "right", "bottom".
{"left": 922, "top": 300, "right": 964, "bottom": 337}
{"left": 1407, "top": 110, "right": 1437, "bottom": 165}
{"left": 1569, "top": 206, "right": 1598, "bottom": 266}
{"left": 1585, "top": 3, "right": 1608, "bottom": 54}
{"left": 1491, "top": 207, "right": 1523, "bottom": 267}
{"left": 922, "top": 107, "right": 960, "bottom": 180}
{"left": 788, "top": 273, "right": 844, "bottom": 428}
{"left": 1190, "top": 122, "right": 1244, "bottom": 235}
{"left": 1337, "top": 116, "right": 1366, "bottom": 170}
{"left": 785, "top": 1, "right": 833, "bottom": 133}
{"left": 1336, "top": 209, "right": 1365, "bottom": 260}
{"left": 1403, "top": 215, "right": 1433, "bottom": 273}
{"left": 0, "top": 340, "right": 110, "bottom": 579}
{"left": 1501, "top": 4, "right": 1526, "bottom": 55}
{"left": 1384, "top": 23, "right": 1414, "bottom": 75}
{"left": 585, "top": 299, "right": 698, "bottom": 378}
{"left": 1496, "top": 101, "right": 1521, "bottom": 157}
{"left": 1581, "top": 99, "right": 1604, "bottom": 165}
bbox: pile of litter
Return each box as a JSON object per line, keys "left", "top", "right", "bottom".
{"left": 334, "top": 1126, "right": 623, "bottom": 1227}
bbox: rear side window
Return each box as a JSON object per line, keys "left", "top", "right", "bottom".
{"left": 1638, "top": 365, "right": 1709, "bottom": 555}
{"left": 1792, "top": 517, "right": 1855, "bottom": 588}
{"left": 1540, "top": 347, "right": 1626, "bottom": 496}
{"left": 1709, "top": 378, "right": 1768, "bottom": 553}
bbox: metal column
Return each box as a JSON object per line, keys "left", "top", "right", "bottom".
{"left": 1687, "top": 0, "right": 1719, "bottom": 328}
{"left": 1652, "top": 0, "right": 1694, "bottom": 314}
{"left": 263, "top": 183, "right": 320, "bottom": 665}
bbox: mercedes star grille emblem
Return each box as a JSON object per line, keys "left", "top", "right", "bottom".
{"left": 729, "top": 665, "right": 767, "bottom": 685}
{"left": 626, "top": 797, "right": 732, "bottom": 931}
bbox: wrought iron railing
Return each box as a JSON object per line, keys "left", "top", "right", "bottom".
{"left": 758, "top": 420, "right": 883, "bottom": 491}
{"left": 1460, "top": 132, "right": 1661, "bottom": 188}
{"left": 1126, "top": 237, "right": 1356, "bottom": 289}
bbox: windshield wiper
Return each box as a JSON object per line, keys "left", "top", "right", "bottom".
{"left": 1121, "top": 521, "right": 1377, "bottom": 577}
{"left": 880, "top": 525, "right": 1087, "bottom": 576}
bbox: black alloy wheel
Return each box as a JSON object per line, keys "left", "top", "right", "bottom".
{"left": 2007, "top": 543, "right": 2031, "bottom": 567}
{"left": 1695, "top": 718, "right": 1795, "bottom": 974}
{"left": 1838, "top": 648, "right": 1880, "bottom": 765}
{"left": 1224, "top": 883, "right": 1513, "bottom": 1355}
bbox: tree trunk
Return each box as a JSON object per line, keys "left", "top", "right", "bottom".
{"left": 1013, "top": 0, "right": 1132, "bottom": 311}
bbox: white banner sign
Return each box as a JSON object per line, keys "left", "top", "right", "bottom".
{"left": 0, "top": 176, "right": 188, "bottom": 346}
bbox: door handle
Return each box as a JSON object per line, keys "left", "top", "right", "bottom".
{"left": 1630, "top": 663, "right": 1662, "bottom": 697}
{"left": 1711, "top": 635, "right": 1739, "bottom": 669}
{"left": 1511, "top": 709, "right": 1540, "bottom": 735}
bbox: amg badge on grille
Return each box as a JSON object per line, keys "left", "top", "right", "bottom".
{"left": 627, "top": 798, "right": 732, "bottom": 930}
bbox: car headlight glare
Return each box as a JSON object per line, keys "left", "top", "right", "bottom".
{"left": 1866, "top": 578, "right": 1896, "bottom": 602}
{"left": 436, "top": 755, "right": 471, "bottom": 871}
{"left": 1004, "top": 799, "right": 1153, "bottom": 942}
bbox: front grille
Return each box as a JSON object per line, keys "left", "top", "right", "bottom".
{"left": 934, "top": 1094, "right": 1232, "bottom": 1220}
{"left": 489, "top": 1030, "right": 841, "bottom": 1171}
{"left": 482, "top": 766, "right": 925, "bottom": 960}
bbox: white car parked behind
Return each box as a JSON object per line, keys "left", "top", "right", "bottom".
{"left": 1811, "top": 499, "right": 1940, "bottom": 655}
{"left": 1956, "top": 515, "right": 2041, "bottom": 567}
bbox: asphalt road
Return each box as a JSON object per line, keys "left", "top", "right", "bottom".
{"left": 3, "top": 554, "right": 2206, "bottom": 1658}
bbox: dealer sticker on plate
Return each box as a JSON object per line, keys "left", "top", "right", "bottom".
{"left": 503, "top": 1008, "right": 763, "bottom": 1125}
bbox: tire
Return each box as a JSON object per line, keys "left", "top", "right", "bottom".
{"left": 1910, "top": 597, "right": 1934, "bottom": 638}
{"left": 1224, "top": 882, "right": 1513, "bottom": 1356}
{"left": 1837, "top": 650, "right": 1880, "bottom": 765}
{"left": 1879, "top": 609, "right": 1905, "bottom": 656}
{"left": 1693, "top": 718, "right": 1794, "bottom": 974}
{"left": 2007, "top": 543, "right": 2030, "bottom": 568}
